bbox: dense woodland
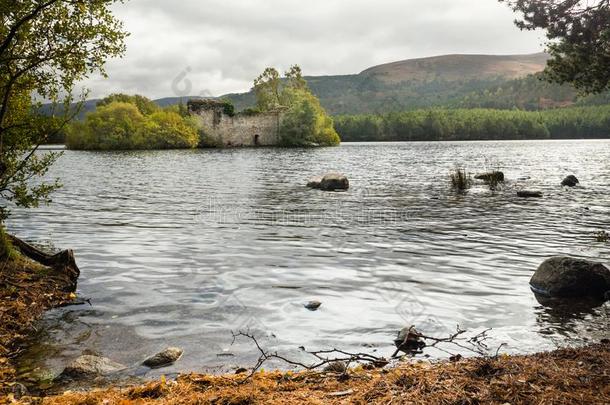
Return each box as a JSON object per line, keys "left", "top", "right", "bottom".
{"left": 334, "top": 105, "right": 610, "bottom": 142}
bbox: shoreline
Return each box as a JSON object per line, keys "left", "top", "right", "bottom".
{"left": 38, "top": 343, "right": 610, "bottom": 404}
{"left": 0, "top": 256, "right": 608, "bottom": 404}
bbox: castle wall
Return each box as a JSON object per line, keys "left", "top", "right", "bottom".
{"left": 191, "top": 108, "right": 281, "bottom": 147}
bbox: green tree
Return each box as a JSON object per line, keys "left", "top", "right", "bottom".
{"left": 65, "top": 99, "right": 200, "bottom": 150}
{"left": 0, "top": 0, "right": 127, "bottom": 229}
{"left": 279, "top": 88, "right": 340, "bottom": 147}
{"left": 501, "top": 0, "right": 610, "bottom": 93}
{"left": 66, "top": 102, "right": 146, "bottom": 150}
{"left": 97, "top": 94, "right": 160, "bottom": 115}
{"left": 253, "top": 67, "right": 282, "bottom": 111}
{"left": 253, "top": 65, "right": 340, "bottom": 146}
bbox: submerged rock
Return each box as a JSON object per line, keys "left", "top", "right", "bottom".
{"left": 143, "top": 347, "right": 183, "bottom": 369}
{"left": 475, "top": 171, "right": 505, "bottom": 182}
{"left": 61, "top": 355, "right": 126, "bottom": 379}
{"left": 308, "top": 173, "right": 349, "bottom": 191}
{"left": 304, "top": 300, "right": 322, "bottom": 311}
{"left": 561, "top": 175, "right": 579, "bottom": 187}
{"left": 530, "top": 257, "right": 610, "bottom": 299}
{"left": 517, "top": 190, "right": 543, "bottom": 198}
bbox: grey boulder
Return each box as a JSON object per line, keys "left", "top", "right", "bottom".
{"left": 530, "top": 257, "right": 610, "bottom": 299}
{"left": 61, "top": 355, "right": 126, "bottom": 379}
{"left": 306, "top": 176, "right": 323, "bottom": 189}
{"left": 143, "top": 347, "right": 183, "bottom": 369}
{"left": 561, "top": 175, "right": 579, "bottom": 187}
{"left": 475, "top": 171, "right": 505, "bottom": 182}
{"left": 307, "top": 173, "right": 349, "bottom": 191}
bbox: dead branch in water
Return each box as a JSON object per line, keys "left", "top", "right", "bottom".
{"left": 232, "top": 326, "right": 503, "bottom": 383}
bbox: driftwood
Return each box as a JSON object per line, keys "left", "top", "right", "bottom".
{"left": 8, "top": 234, "right": 80, "bottom": 292}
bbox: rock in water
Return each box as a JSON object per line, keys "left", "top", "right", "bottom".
{"left": 561, "top": 175, "right": 579, "bottom": 187}
{"left": 530, "top": 257, "right": 610, "bottom": 299}
{"left": 393, "top": 325, "right": 425, "bottom": 355}
{"left": 61, "top": 355, "right": 126, "bottom": 379}
{"left": 304, "top": 300, "right": 322, "bottom": 311}
{"left": 475, "top": 171, "right": 505, "bottom": 182}
{"left": 306, "top": 176, "right": 323, "bottom": 189}
{"left": 319, "top": 173, "right": 349, "bottom": 191}
{"left": 143, "top": 347, "right": 183, "bottom": 368}
{"left": 517, "top": 190, "right": 543, "bottom": 198}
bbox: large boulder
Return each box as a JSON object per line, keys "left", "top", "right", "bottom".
{"left": 475, "top": 171, "right": 504, "bottom": 182}
{"left": 307, "top": 173, "right": 349, "bottom": 191}
{"left": 530, "top": 257, "right": 610, "bottom": 299}
{"left": 60, "top": 355, "right": 126, "bottom": 379}
{"left": 143, "top": 347, "right": 183, "bottom": 369}
{"left": 320, "top": 173, "right": 349, "bottom": 191}
{"left": 561, "top": 175, "right": 579, "bottom": 187}
{"left": 306, "top": 176, "right": 323, "bottom": 189}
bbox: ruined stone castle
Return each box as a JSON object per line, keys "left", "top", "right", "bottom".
{"left": 188, "top": 99, "right": 283, "bottom": 147}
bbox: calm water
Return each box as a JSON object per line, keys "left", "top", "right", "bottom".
{"left": 9, "top": 140, "right": 610, "bottom": 383}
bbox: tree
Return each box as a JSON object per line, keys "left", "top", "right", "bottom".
{"left": 253, "top": 67, "right": 282, "bottom": 111}
{"left": 501, "top": 0, "right": 610, "bottom": 93}
{"left": 97, "top": 94, "right": 160, "bottom": 115}
{"left": 253, "top": 65, "right": 340, "bottom": 146}
{"left": 0, "top": 0, "right": 127, "bottom": 225}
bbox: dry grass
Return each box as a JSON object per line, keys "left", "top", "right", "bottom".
{"left": 0, "top": 254, "right": 75, "bottom": 399}
{"left": 34, "top": 343, "right": 610, "bottom": 405}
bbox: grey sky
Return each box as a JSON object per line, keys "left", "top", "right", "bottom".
{"left": 81, "top": 0, "right": 545, "bottom": 99}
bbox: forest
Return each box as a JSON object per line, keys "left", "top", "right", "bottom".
{"left": 334, "top": 105, "right": 610, "bottom": 142}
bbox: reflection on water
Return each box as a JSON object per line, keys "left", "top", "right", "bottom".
{"left": 9, "top": 140, "right": 610, "bottom": 384}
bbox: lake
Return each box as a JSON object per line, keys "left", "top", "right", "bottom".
{"left": 9, "top": 140, "right": 610, "bottom": 384}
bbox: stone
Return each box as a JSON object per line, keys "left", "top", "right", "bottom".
{"left": 304, "top": 300, "right": 322, "bottom": 311}
{"left": 143, "top": 347, "right": 183, "bottom": 369}
{"left": 324, "top": 362, "right": 347, "bottom": 373}
{"left": 530, "top": 257, "right": 610, "bottom": 299}
{"left": 319, "top": 173, "right": 349, "bottom": 191}
{"left": 393, "top": 326, "right": 425, "bottom": 354}
{"left": 517, "top": 190, "right": 543, "bottom": 198}
{"left": 475, "top": 171, "right": 505, "bottom": 182}
{"left": 61, "top": 355, "right": 125, "bottom": 379}
{"left": 306, "top": 176, "right": 323, "bottom": 189}
{"left": 561, "top": 175, "right": 579, "bottom": 187}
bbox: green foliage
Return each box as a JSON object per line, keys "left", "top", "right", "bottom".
{"left": 186, "top": 99, "right": 235, "bottom": 117}
{"left": 254, "top": 65, "right": 340, "bottom": 146}
{"left": 66, "top": 99, "right": 199, "bottom": 150}
{"left": 0, "top": 0, "right": 127, "bottom": 221}
{"left": 334, "top": 106, "right": 610, "bottom": 142}
{"left": 501, "top": 0, "right": 610, "bottom": 94}
{"left": 97, "top": 94, "right": 160, "bottom": 115}
{"left": 280, "top": 90, "right": 340, "bottom": 147}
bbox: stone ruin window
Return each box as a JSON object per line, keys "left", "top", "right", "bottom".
{"left": 254, "top": 134, "right": 260, "bottom": 146}
{"left": 213, "top": 110, "right": 222, "bottom": 126}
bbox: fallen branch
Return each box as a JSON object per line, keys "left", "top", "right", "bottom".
{"left": 233, "top": 325, "right": 505, "bottom": 383}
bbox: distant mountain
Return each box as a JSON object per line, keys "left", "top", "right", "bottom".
{"left": 44, "top": 53, "right": 609, "bottom": 118}
{"left": 225, "top": 53, "right": 556, "bottom": 114}
{"left": 361, "top": 53, "right": 550, "bottom": 83}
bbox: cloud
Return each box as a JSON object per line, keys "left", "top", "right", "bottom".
{"left": 80, "top": 0, "right": 544, "bottom": 99}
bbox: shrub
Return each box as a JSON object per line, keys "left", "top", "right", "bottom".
{"left": 279, "top": 89, "right": 340, "bottom": 147}
{"left": 66, "top": 101, "right": 199, "bottom": 150}
{"left": 450, "top": 167, "right": 472, "bottom": 191}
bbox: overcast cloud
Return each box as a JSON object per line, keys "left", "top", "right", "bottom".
{"left": 81, "top": 0, "right": 545, "bottom": 99}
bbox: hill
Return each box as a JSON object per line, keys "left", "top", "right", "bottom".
{"left": 226, "top": 53, "right": 557, "bottom": 114}
{"left": 42, "top": 53, "right": 610, "bottom": 120}
{"left": 361, "top": 53, "right": 550, "bottom": 83}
